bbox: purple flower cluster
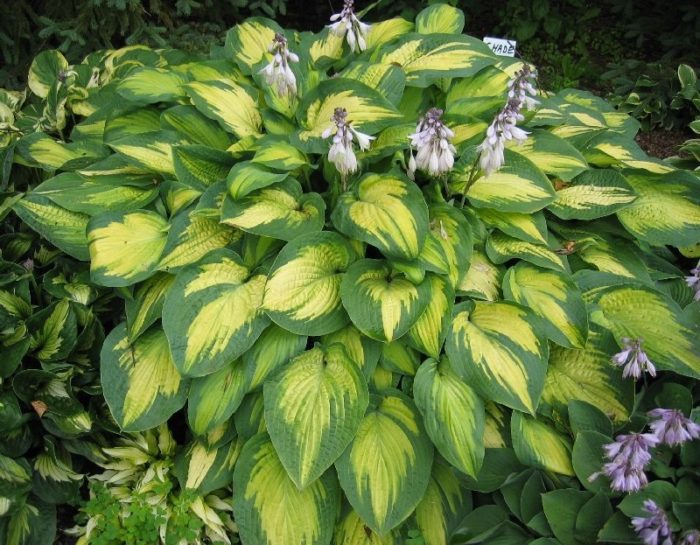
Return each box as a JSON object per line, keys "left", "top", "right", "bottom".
{"left": 686, "top": 261, "right": 700, "bottom": 301}
{"left": 631, "top": 500, "right": 673, "bottom": 545}
{"left": 612, "top": 337, "right": 656, "bottom": 380}
{"left": 648, "top": 408, "right": 700, "bottom": 447}
{"left": 590, "top": 432, "right": 658, "bottom": 492}
{"left": 591, "top": 409, "right": 699, "bottom": 494}
{"left": 477, "top": 64, "right": 539, "bottom": 176}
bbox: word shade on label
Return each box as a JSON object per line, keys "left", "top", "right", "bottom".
{"left": 483, "top": 36, "right": 517, "bottom": 57}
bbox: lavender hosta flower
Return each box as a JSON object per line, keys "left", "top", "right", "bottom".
{"left": 322, "top": 107, "right": 374, "bottom": 186}
{"left": 407, "top": 108, "right": 456, "bottom": 179}
{"left": 328, "top": 0, "right": 370, "bottom": 52}
{"left": 680, "top": 530, "right": 700, "bottom": 545}
{"left": 259, "top": 33, "right": 299, "bottom": 97}
{"left": 612, "top": 337, "right": 656, "bottom": 380}
{"left": 648, "top": 408, "right": 700, "bottom": 447}
{"left": 589, "top": 432, "right": 659, "bottom": 493}
{"left": 477, "top": 63, "right": 539, "bottom": 176}
{"left": 631, "top": 500, "right": 673, "bottom": 545}
{"left": 686, "top": 261, "right": 700, "bottom": 301}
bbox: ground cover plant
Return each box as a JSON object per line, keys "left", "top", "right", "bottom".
{"left": 1, "top": 2, "right": 700, "bottom": 544}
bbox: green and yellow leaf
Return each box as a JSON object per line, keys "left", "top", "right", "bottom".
{"left": 511, "top": 412, "right": 574, "bottom": 476}
{"left": 232, "top": 433, "right": 339, "bottom": 545}
{"left": 486, "top": 232, "right": 568, "bottom": 272}
{"left": 162, "top": 249, "right": 269, "bottom": 377}
{"left": 414, "top": 357, "right": 485, "bottom": 477}
{"left": 446, "top": 300, "right": 549, "bottom": 414}
{"left": 243, "top": 325, "right": 308, "bottom": 390}
{"left": 507, "top": 130, "right": 588, "bottom": 181}
{"left": 125, "top": 272, "right": 175, "bottom": 340}
{"left": 332, "top": 172, "right": 429, "bottom": 260}
{"left": 263, "top": 232, "right": 357, "bottom": 336}
{"left": 548, "top": 169, "right": 636, "bottom": 220}
{"left": 415, "top": 4, "right": 465, "bottom": 34}
{"left": 335, "top": 392, "right": 434, "bottom": 535}
{"left": 87, "top": 210, "right": 169, "bottom": 287}
{"left": 264, "top": 344, "right": 369, "bottom": 488}
{"left": 406, "top": 274, "right": 454, "bottom": 358}
{"left": 101, "top": 323, "right": 188, "bottom": 431}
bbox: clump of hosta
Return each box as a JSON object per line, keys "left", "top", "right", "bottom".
{"left": 478, "top": 63, "right": 539, "bottom": 175}
{"left": 328, "top": 0, "right": 369, "bottom": 52}
{"left": 5, "top": 2, "right": 700, "bottom": 545}
{"left": 67, "top": 426, "right": 236, "bottom": 545}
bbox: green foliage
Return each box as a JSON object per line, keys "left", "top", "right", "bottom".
{"left": 2, "top": 3, "right": 700, "bottom": 545}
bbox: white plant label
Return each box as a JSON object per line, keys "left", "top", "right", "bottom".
{"left": 483, "top": 37, "right": 517, "bottom": 57}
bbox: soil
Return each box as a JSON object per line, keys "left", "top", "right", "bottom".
{"left": 635, "top": 129, "right": 691, "bottom": 159}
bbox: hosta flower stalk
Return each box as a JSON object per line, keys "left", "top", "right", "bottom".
{"left": 328, "top": 0, "right": 370, "bottom": 52}
{"left": 686, "top": 261, "right": 700, "bottom": 301}
{"left": 323, "top": 106, "right": 374, "bottom": 188}
{"left": 612, "top": 337, "right": 656, "bottom": 380}
{"left": 648, "top": 408, "right": 700, "bottom": 446}
{"left": 478, "top": 64, "right": 539, "bottom": 176}
{"left": 408, "top": 107, "right": 456, "bottom": 179}
{"left": 631, "top": 500, "right": 673, "bottom": 545}
{"left": 259, "top": 32, "right": 299, "bottom": 97}
{"left": 590, "top": 432, "right": 658, "bottom": 492}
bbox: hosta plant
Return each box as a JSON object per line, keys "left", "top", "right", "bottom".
{"left": 2, "top": 2, "right": 700, "bottom": 544}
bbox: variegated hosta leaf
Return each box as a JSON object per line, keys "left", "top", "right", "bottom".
{"left": 414, "top": 357, "right": 485, "bottom": 478}
{"left": 13, "top": 195, "right": 90, "bottom": 260}
{"left": 415, "top": 457, "right": 472, "bottom": 545}
{"left": 26, "top": 300, "right": 77, "bottom": 362}
{"left": 224, "top": 17, "right": 284, "bottom": 74}
{"left": 380, "top": 342, "right": 419, "bottom": 377}
{"left": 172, "top": 145, "right": 235, "bottom": 190}
{"left": 221, "top": 179, "right": 326, "bottom": 241}
{"left": 419, "top": 203, "right": 473, "bottom": 287}
{"left": 506, "top": 130, "right": 588, "bottom": 181}
{"left": 542, "top": 326, "right": 633, "bottom": 423}
{"left": 187, "top": 359, "right": 249, "bottom": 437}
{"left": 158, "top": 210, "right": 239, "bottom": 273}
{"left": 251, "top": 138, "right": 308, "bottom": 171}
{"left": 406, "top": 274, "right": 454, "bottom": 358}
{"left": 232, "top": 433, "right": 339, "bottom": 545}
{"left": 126, "top": 272, "right": 175, "bottom": 341}
{"left": 296, "top": 79, "right": 403, "bottom": 147}
{"left": 340, "top": 62, "right": 406, "bottom": 107}
{"left": 415, "top": 4, "right": 465, "bottom": 34}
{"left": 589, "top": 284, "right": 700, "bottom": 378}
{"left": 486, "top": 232, "right": 568, "bottom": 272}
{"left": 161, "top": 105, "right": 234, "bottom": 149}
{"left": 335, "top": 509, "right": 397, "bottom": 545}
{"left": 264, "top": 344, "right": 369, "bottom": 489}
{"left": 458, "top": 149, "right": 556, "bottom": 213}
{"left": 87, "top": 210, "right": 169, "bottom": 287}
{"left": 116, "top": 67, "right": 186, "bottom": 103}
{"left": 103, "top": 107, "right": 162, "bottom": 143}
{"left": 320, "top": 327, "right": 379, "bottom": 384}
{"left": 503, "top": 263, "right": 588, "bottom": 348}
{"left": 175, "top": 438, "right": 241, "bottom": 495}
{"left": 365, "top": 18, "right": 414, "bottom": 50}
{"left": 617, "top": 169, "right": 700, "bottom": 247}
{"left": 511, "top": 412, "right": 574, "bottom": 476}
{"left": 336, "top": 391, "right": 434, "bottom": 535}
{"left": 548, "top": 169, "right": 636, "bottom": 220}
{"left": 241, "top": 324, "right": 307, "bottom": 391}
{"left": 162, "top": 249, "right": 269, "bottom": 377}
{"left": 456, "top": 249, "right": 502, "bottom": 301}
{"left": 446, "top": 65, "right": 511, "bottom": 106}
{"left": 263, "top": 232, "right": 357, "bottom": 336}
{"left": 109, "top": 130, "right": 188, "bottom": 175}
{"left": 378, "top": 33, "right": 495, "bottom": 87}
{"left": 227, "top": 161, "right": 289, "bottom": 199}
{"left": 477, "top": 209, "right": 548, "bottom": 245}
{"left": 101, "top": 323, "right": 188, "bottom": 431}
{"left": 341, "top": 259, "right": 431, "bottom": 343}
{"left": 31, "top": 171, "right": 159, "bottom": 216}
{"left": 28, "top": 50, "right": 68, "bottom": 98}
{"left": 446, "top": 300, "right": 549, "bottom": 414}
{"left": 332, "top": 172, "right": 429, "bottom": 260}
{"left": 185, "top": 79, "right": 262, "bottom": 138}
